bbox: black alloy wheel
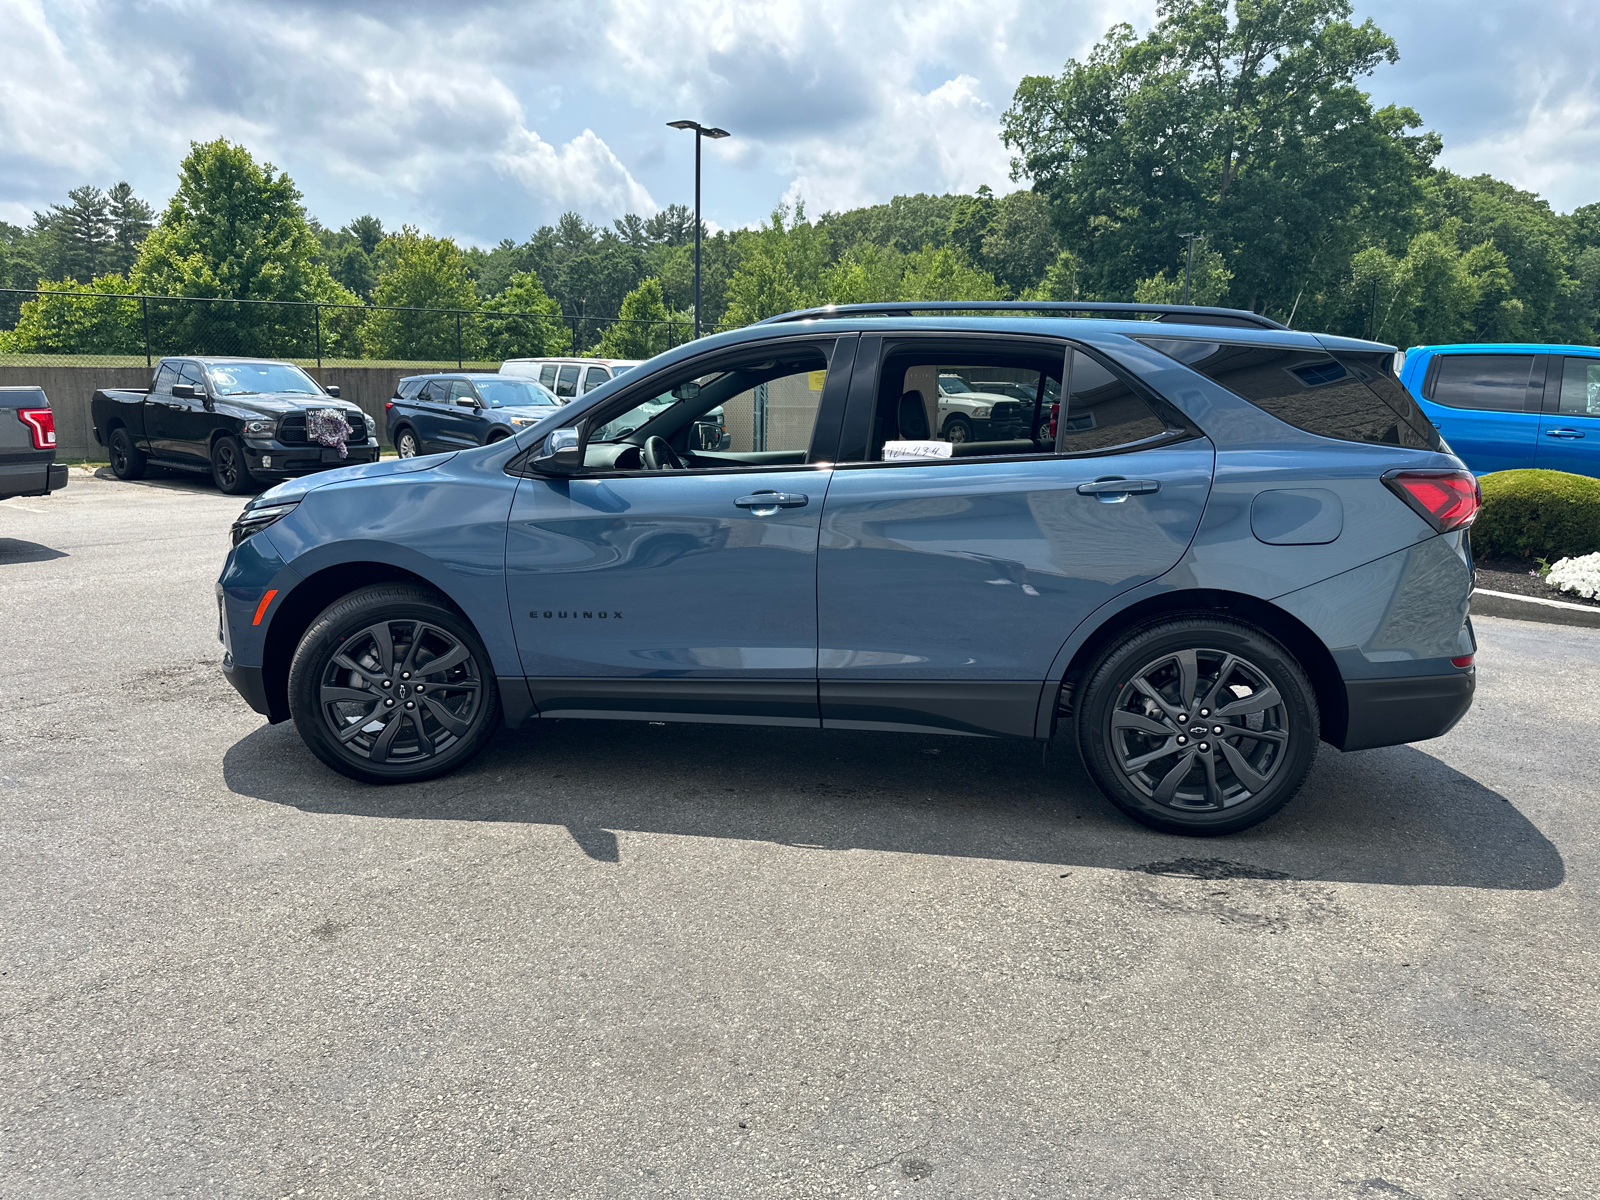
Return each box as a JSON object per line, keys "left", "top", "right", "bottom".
{"left": 395, "top": 428, "right": 420, "bottom": 458}
{"left": 943, "top": 416, "right": 972, "bottom": 444}
{"left": 211, "top": 434, "right": 256, "bottom": 495}
{"left": 1076, "top": 617, "right": 1319, "bottom": 835}
{"left": 287, "top": 584, "right": 499, "bottom": 783}
{"left": 108, "top": 426, "right": 147, "bottom": 480}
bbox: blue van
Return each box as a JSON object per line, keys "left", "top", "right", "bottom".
{"left": 1399, "top": 344, "right": 1600, "bottom": 477}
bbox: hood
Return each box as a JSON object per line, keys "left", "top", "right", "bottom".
{"left": 219, "top": 393, "right": 366, "bottom": 418}
{"left": 254, "top": 452, "right": 457, "bottom": 504}
{"left": 492, "top": 404, "right": 563, "bottom": 420}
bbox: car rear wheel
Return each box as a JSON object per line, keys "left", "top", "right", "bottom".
{"left": 287, "top": 584, "right": 500, "bottom": 784}
{"left": 108, "top": 426, "right": 147, "bottom": 480}
{"left": 211, "top": 435, "right": 256, "bottom": 494}
{"left": 1075, "top": 616, "right": 1319, "bottom": 835}
{"left": 395, "top": 428, "right": 420, "bottom": 458}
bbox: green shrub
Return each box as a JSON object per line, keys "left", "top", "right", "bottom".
{"left": 1472, "top": 469, "right": 1600, "bottom": 560}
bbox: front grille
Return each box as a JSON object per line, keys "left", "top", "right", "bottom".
{"left": 278, "top": 410, "right": 366, "bottom": 444}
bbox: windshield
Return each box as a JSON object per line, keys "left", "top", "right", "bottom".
{"left": 205, "top": 362, "right": 322, "bottom": 396}
{"left": 939, "top": 375, "right": 972, "bottom": 393}
{"left": 474, "top": 378, "right": 559, "bottom": 408}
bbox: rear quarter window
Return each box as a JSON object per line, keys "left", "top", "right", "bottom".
{"left": 1140, "top": 338, "right": 1441, "bottom": 451}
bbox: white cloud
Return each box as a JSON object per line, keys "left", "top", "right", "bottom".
{"left": 498, "top": 128, "right": 658, "bottom": 216}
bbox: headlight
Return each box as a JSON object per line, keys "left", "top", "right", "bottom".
{"left": 243, "top": 418, "right": 277, "bottom": 437}
{"left": 231, "top": 500, "right": 299, "bottom": 546}
{"left": 971, "top": 406, "right": 990, "bottom": 419}
{"left": 511, "top": 417, "right": 538, "bottom": 426}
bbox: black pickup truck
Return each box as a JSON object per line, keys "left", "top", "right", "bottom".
{"left": 1, "top": 385, "right": 69, "bottom": 501}
{"left": 92, "top": 356, "right": 378, "bottom": 494}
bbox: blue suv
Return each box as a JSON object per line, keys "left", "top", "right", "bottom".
{"left": 219, "top": 303, "right": 1480, "bottom": 835}
{"left": 1399, "top": 344, "right": 1600, "bottom": 477}
{"left": 385, "top": 373, "right": 562, "bottom": 458}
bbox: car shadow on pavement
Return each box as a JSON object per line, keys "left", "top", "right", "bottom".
{"left": 0, "top": 538, "right": 69, "bottom": 563}
{"left": 222, "top": 718, "right": 1563, "bottom": 891}
{"left": 90, "top": 466, "right": 262, "bottom": 495}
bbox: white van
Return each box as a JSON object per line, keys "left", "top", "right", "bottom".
{"left": 499, "top": 358, "right": 642, "bottom": 400}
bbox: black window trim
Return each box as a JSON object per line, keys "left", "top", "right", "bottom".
{"left": 506, "top": 332, "right": 854, "bottom": 480}
{"left": 832, "top": 331, "right": 1199, "bottom": 472}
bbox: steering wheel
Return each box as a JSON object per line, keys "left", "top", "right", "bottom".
{"left": 641, "top": 436, "right": 686, "bottom": 471}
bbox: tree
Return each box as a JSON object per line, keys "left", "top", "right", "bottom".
{"left": 721, "top": 205, "right": 830, "bottom": 326}
{"left": 0, "top": 273, "right": 141, "bottom": 355}
{"left": 595, "top": 278, "right": 684, "bottom": 359}
{"left": 360, "top": 226, "right": 484, "bottom": 361}
{"left": 132, "top": 140, "right": 353, "bottom": 355}
{"left": 1028, "top": 250, "right": 1081, "bottom": 301}
{"left": 981, "top": 190, "right": 1059, "bottom": 295}
{"left": 898, "top": 246, "right": 1003, "bottom": 302}
{"left": 482, "top": 269, "right": 568, "bottom": 359}
{"left": 825, "top": 245, "right": 905, "bottom": 304}
{"left": 1003, "top": 0, "right": 1425, "bottom": 315}
{"left": 106, "top": 183, "right": 155, "bottom": 276}
{"left": 1134, "top": 242, "right": 1233, "bottom": 305}
{"left": 34, "top": 186, "right": 112, "bottom": 282}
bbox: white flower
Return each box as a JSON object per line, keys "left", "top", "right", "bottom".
{"left": 1546, "top": 552, "right": 1600, "bottom": 600}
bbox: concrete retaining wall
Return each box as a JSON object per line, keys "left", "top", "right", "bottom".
{"left": 1, "top": 363, "right": 459, "bottom": 457}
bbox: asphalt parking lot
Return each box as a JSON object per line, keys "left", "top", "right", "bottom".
{"left": 3, "top": 470, "right": 1598, "bottom": 1199}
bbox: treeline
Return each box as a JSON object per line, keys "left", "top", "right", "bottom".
{"left": 4, "top": 0, "right": 1598, "bottom": 360}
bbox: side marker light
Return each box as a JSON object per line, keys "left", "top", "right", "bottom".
{"left": 1451, "top": 654, "right": 1474, "bottom": 668}
{"left": 253, "top": 589, "right": 279, "bottom": 625}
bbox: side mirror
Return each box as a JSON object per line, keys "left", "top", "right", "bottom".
{"left": 324, "top": 384, "right": 341, "bottom": 398}
{"left": 172, "top": 383, "right": 197, "bottom": 399}
{"left": 530, "top": 427, "right": 583, "bottom": 475}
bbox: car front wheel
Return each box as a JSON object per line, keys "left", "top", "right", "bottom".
{"left": 287, "top": 584, "right": 500, "bottom": 784}
{"left": 1075, "top": 616, "right": 1319, "bottom": 835}
{"left": 211, "top": 435, "right": 257, "bottom": 495}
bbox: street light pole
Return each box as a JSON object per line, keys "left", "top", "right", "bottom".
{"left": 1180, "top": 232, "right": 1199, "bottom": 305}
{"left": 668, "top": 119, "right": 730, "bottom": 339}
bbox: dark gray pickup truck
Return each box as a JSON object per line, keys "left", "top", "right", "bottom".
{"left": 1, "top": 386, "right": 69, "bottom": 502}
{"left": 92, "top": 356, "right": 378, "bottom": 495}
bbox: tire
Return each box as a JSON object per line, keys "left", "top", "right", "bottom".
{"left": 107, "top": 426, "right": 147, "bottom": 480}
{"left": 1075, "top": 616, "right": 1319, "bottom": 836}
{"left": 211, "top": 435, "right": 257, "bottom": 495}
{"left": 287, "top": 584, "right": 500, "bottom": 784}
{"left": 943, "top": 416, "right": 972, "bottom": 444}
{"left": 395, "top": 428, "right": 420, "bottom": 458}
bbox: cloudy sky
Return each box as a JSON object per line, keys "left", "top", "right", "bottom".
{"left": 2, "top": 0, "right": 1597, "bottom": 245}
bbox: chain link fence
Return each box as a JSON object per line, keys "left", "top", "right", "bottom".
{"left": 0, "top": 288, "right": 711, "bottom": 369}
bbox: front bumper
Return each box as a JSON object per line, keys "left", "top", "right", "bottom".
{"left": 1340, "top": 670, "right": 1475, "bottom": 751}
{"left": 242, "top": 438, "right": 380, "bottom": 478}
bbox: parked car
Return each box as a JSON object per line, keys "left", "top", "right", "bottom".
{"left": 386, "top": 373, "right": 562, "bottom": 458}
{"left": 935, "top": 374, "right": 1028, "bottom": 443}
{"left": 499, "top": 357, "right": 642, "bottom": 399}
{"left": 92, "top": 357, "right": 377, "bottom": 495}
{"left": 219, "top": 301, "right": 1478, "bottom": 837}
{"left": 1399, "top": 343, "right": 1600, "bottom": 477}
{"left": 0, "top": 385, "right": 68, "bottom": 501}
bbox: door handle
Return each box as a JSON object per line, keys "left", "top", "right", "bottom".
{"left": 1544, "top": 428, "right": 1586, "bottom": 439}
{"left": 735, "top": 491, "right": 808, "bottom": 511}
{"left": 1077, "top": 477, "right": 1160, "bottom": 497}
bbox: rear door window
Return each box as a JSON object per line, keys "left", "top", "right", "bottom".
{"left": 1557, "top": 357, "right": 1600, "bottom": 415}
{"left": 539, "top": 364, "right": 558, "bottom": 388}
{"left": 151, "top": 362, "right": 178, "bottom": 394}
{"left": 1428, "top": 354, "right": 1535, "bottom": 412}
{"left": 555, "top": 365, "right": 581, "bottom": 397}
{"left": 583, "top": 366, "right": 610, "bottom": 393}
{"left": 1141, "top": 338, "right": 1440, "bottom": 450}
{"left": 422, "top": 380, "right": 452, "bottom": 403}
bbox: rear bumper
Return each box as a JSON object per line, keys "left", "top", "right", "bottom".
{"left": 1339, "top": 670, "right": 1475, "bottom": 751}
{"left": 0, "top": 459, "right": 67, "bottom": 499}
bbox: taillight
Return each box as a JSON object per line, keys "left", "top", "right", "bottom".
{"left": 1451, "top": 654, "right": 1474, "bottom": 668}
{"left": 18, "top": 408, "right": 56, "bottom": 450}
{"left": 1382, "top": 469, "right": 1480, "bottom": 533}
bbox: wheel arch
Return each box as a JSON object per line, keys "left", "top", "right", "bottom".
{"left": 259, "top": 561, "right": 455, "bottom": 723}
{"left": 1047, "top": 589, "right": 1348, "bottom": 748}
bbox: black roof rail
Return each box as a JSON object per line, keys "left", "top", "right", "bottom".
{"left": 755, "top": 300, "right": 1287, "bottom": 331}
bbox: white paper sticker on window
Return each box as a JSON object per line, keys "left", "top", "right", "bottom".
{"left": 881, "top": 440, "right": 954, "bottom": 461}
